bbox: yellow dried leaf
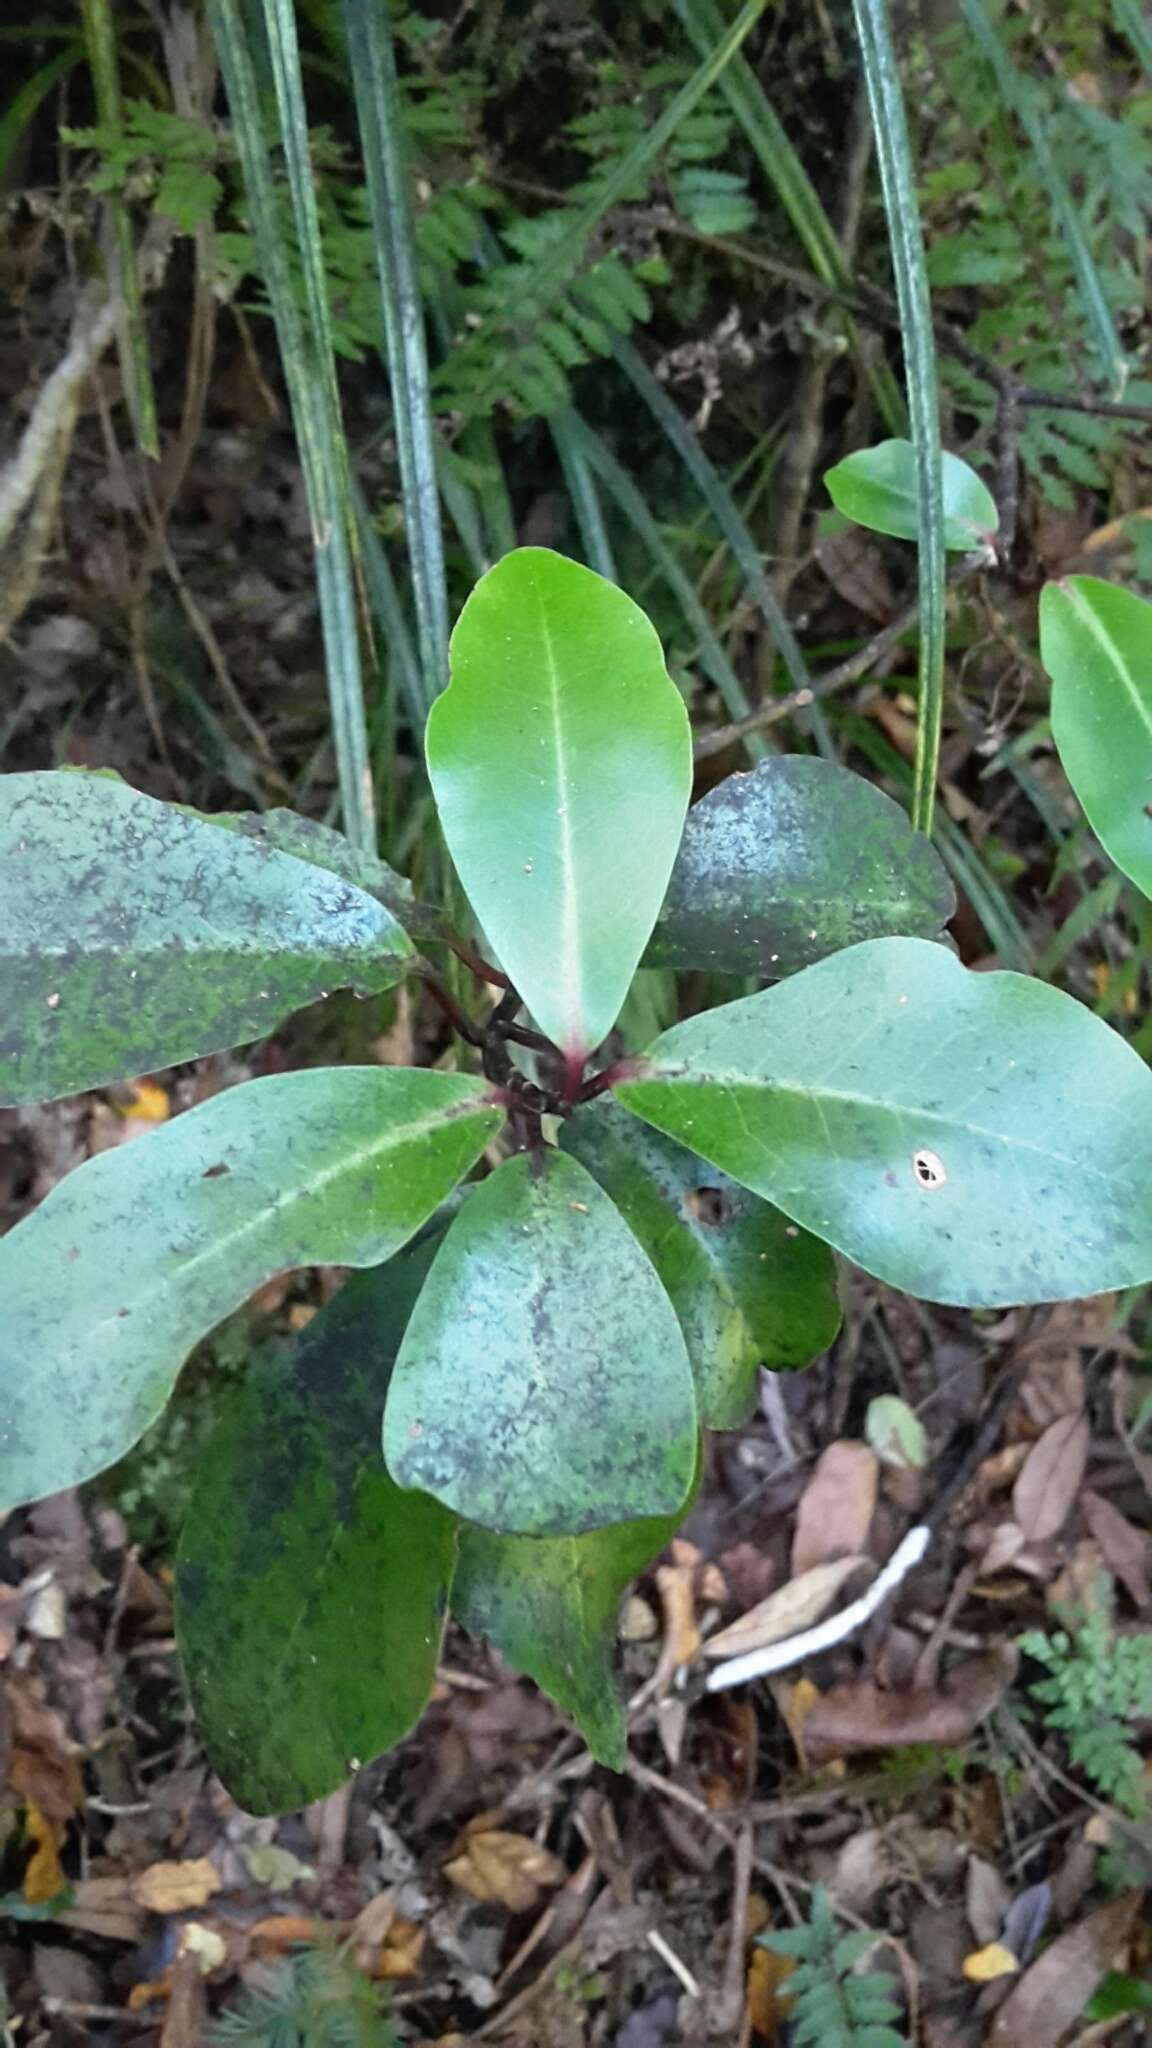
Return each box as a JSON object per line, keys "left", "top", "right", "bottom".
{"left": 22, "top": 1800, "right": 66, "bottom": 1905}
{"left": 963, "top": 1942, "right": 1019, "bottom": 1983}
{"left": 444, "top": 1829, "right": 565, "bottom": 1913}
{"left": 122, "top": 1081, "right": 170, "bottom": 1123}
{"left": 779, "top": 1676, "right": 822, "bottom": 1770}
{"left": 375, "top": 1916, "right": 426, "bottom": 1980}
{"left": 747, "top": 1942, "right": 795, "bottom": 2040}
{"left": 131, "top": 1857, "right": 221, "bottom": 1914}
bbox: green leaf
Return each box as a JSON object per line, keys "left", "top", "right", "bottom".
{"left": 865, "top": 1395, "right": 927, "bottom": 1471}
{"left": 824, "top": 439, "right": 999, "bottom": 551}
{"left": 0, "top": 1067, "right": 501, "bottom": 1507}
{"left": 1039, "top": 577, "right": 1152, "bottom": 899}
{"left": 0, "top": 773, "right": 413, "bottom": 1105}
{"left": 383, "top": 1147, "right": 697, "bottom": 1535}
{"left": 426, "top": 548, "right": 692, "bottom": 1064}
{"left": 562, "top": 1099, "right": 839, "bottom": 1428}
{"left": 616, "top": 935, "right": 1152, "bottom": 1308}
{"left": 645, "top": 757, "right": 954, "bottom": 977}
{"left": 208, "top": 806, "right": 416, "bottom": 924}
{"left": 453, "top": 1475, "right": 693, "bottom": 1769}
{"left": 176, "top": 1239, "right": 455, "bottom": 1815}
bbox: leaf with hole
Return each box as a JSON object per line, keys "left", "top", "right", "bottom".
{"left": 383, "top": 1147, "right": 698, "bottom": 1535}
{"left": 0, "top": 773, "right": 413, "bottom": 1104}
{"left": 825, "top": 438, "right": 999, "bottom": 550}
{"left": 426, "top": 548, "right": 691, "bottom": 1063}
{"left": 176, "top": 1238, "right": 454, "bottom": 1814}
{"left": 645, "top": 756, "right": 954, "bottom": 977}
{"left": 453, "top": 1462, "right": 697, "bottom": 1769}
{"left": 562, "top": 1098, "right": 839, "bottom": 1428}
{"left": 1039, "top": 577, "right": 1152, "bottom": 898}
{"left": 0, "top": 1067, "right": 501, "bottom": 1507}
{"left": 615, "top": 936, "right": 1152, "bottom": 1307}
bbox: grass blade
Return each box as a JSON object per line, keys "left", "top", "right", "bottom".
{"left": 851, "top": 0, "right": 946, "bottom": 836}
{"left": 611, "top": 334, "right": 819, "bottom": 720}
{"left": 342, "top": 0, "right": 449, "bottom": 713}
{"left": 0, "top": 44, "right": 82, "bottom": 187}
{"left": 550, "top": 411, "right": 618, "bottom": 582}
{"left": 209, "top": 0, "right": 375, "bottom": 851}
{"left": 959, "top": 0, "right": 1128, "bottom": 396}
{"left": 1114, "top": 0, "right": 1152, "bottom": 72}
{"left": 78, "top": 0, "right": 158, "bottom": 458}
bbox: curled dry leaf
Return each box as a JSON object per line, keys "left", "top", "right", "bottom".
{"left": 444, "top": 1829, "right": 566, "bottom": 1914}
{"left": 801, "top": 1646, "right": 1017, "bottom": 1766}
{"left": 1012, "top": 1410, "right": 1089, "bottom": 1542}
{"left": 963, "top": 1942, "right": 1018, "bottom": 1983}
{"left": 988, "top": 1891, "right": 1140, "bottom": 2048}
{"left": 1079, "top": 1488, "right": 1152, "bottom": 1608}
{"left": 131, "top": 1857, "right": 222, "bottom": 1914}
{"left": 791, "top": 1441, "right": 879, "bottom": 1575}
{"left": 703, "top": 1555, "right": 869, "bottom": 1661}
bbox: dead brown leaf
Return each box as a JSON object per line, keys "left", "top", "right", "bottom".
{"left": 988, "top": 1891, "right": 1140, "bottom": 2048}
{"left": 160, "top": 1947, "right": 207, "bottom": 2048}
{"left": 746, "top": 1941, "right": 794, "bottom": 2042}
{"left": 791, "top": 1442, "right": 878, "bottom": 1575}
{"left": 131, "top": 1856, "right": 222, "bottom": 1913}
{"left": 445, "top": 1829, "right": 566, "bottom": 1914}
{"left": 1079, "top": 1489, "right": 1152, "bottom": 1608}
{"left": 57, "top": 1874, "right": 145, "bottom": 1943}
{"left": 1012, "top": 1411, "right": 1089, "bottom": 1542}
{"left": 704, "top": 1556, "right": 869, "bottom": 1662}
{"left": 802, "top": 1647, "right": 1017, "bottom": 1765}
{"left": 815, "top": 529, "right": 897, "bottom": 621}
{"left": 22, "top": 1799, "right": 66, "bottom": 1905}
{"left": 376, "top": 1916, "right": 426, "bottom": 1980}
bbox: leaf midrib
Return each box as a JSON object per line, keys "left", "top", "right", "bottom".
{"left": 1062, "top": 585, "right": 1152, "bottom": 753}
{"left": 649, "top": 1067, "right": 1114, "bottom": 1182}
{"left": 537, "top": 586, "right": 584, "bottom": 1053}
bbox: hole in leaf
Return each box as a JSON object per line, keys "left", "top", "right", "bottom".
{"left": 686, "top": 1187, "right": 731, "bottom": 1227}
{"left": 912, "top": 1148, "right": 947, "bottom": 1190}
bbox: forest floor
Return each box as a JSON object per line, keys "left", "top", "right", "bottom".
{"left": 3, "top": 30, "right": 1152, "bottom": 2045}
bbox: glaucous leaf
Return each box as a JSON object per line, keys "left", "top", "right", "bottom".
{"left": 562, "top": 1099, "right": 839, "bottom": 1427}
{"left": 646, "top": 756, "right": 954, "bottom": 977}
{"left": 825, "top": 439, "right": 999, "bottom": 551}
{"left": 0, "top": 1068, "right": 500, "bottom": 1507}
{"left": 426, "top": 548, "right": 692, "bottom": 1066}
{"left": 453, "top": 1465, "right": 696, "bottom": 1771}
{"left": 616, "top": 936, "right": 1152, "bottom": 1308}
{"left": 176, "top": 1240, "right": 454, "bottom": 1815}
{"left": 1040, "top": 576, "right": 1152, "bottom": 898}
{"left": 384, "top": 1147, "right": 697, "bottom": 1535}
{"left": 0, "top": 773, "right": 414, "bottom": 1104}
{"left": 208, "top": 806, "right": 418, "bottom": 927}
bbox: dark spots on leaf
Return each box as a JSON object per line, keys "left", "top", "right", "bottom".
{"left": 202, "top": 1162, "right": 230, "bottom": 1179}
{"left": 684, "top": 1186, "right": 731, "bottom": 1227}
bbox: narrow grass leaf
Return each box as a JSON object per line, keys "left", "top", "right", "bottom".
{"left": 79, "top": 0, "right": 158, "bottom": 456}
{"left": 851, "top": 0, "right": 947, "bottom": 834}
{"left": 343, "top": 0, "right": 449, "bottom": 713}
{"left": 959, "top": 0, "right": 1128, "bottom": 395}
{"left": 208, "top": 0, "right": 375, "bottom": 850}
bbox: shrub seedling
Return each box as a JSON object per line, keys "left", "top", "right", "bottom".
{"left": 4, "top": 546, "right": 1152, "bottom": 1812}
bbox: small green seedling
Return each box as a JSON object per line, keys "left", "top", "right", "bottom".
{"left": 4, "top": 546, "right": 1152, "bottom": 1813}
